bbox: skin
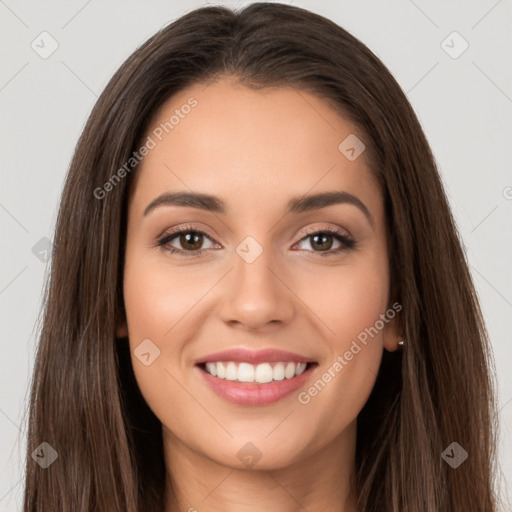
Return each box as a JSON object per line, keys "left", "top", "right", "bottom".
{"left": 118, "top": 76, "right": 400, "bottom": 512}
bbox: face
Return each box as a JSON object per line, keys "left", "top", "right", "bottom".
{"left": 119, "top": 77, "right": 399, "bottom": 471}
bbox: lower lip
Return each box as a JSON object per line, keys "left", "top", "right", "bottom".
{"left": 196, "top": 364, "right": 318, "bottom": 406}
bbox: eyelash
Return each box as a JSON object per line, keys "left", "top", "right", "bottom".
{"left": 156, "top": 224, "right": 356, "bottom": 258}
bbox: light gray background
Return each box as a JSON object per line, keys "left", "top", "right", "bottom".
{"left": 1, "top": 0, "right": 511, "bottom": 510}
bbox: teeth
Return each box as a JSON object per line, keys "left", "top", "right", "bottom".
{"left": 255, "top": 363, "right": 273, "bottom": 383}
{"left": 203, "top": 361, "right": 309, "bottom": 383}
{"left": 216, "top": 362, "right": 226, "bottom": 379}
{"left": 238, "top": 362, "right": 255, "bottom": 382}
{"left": 206, "top": 362, "right": 217, "bottom": 377}
{"left": 226, "top": 362, "right": 238, "bottom": 380}
{"left": 284, "top": 362, "right": 296, "bottom": 379}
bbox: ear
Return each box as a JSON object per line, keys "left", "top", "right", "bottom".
{"left": 382, "top": 309, "right": 402, "bottom": 352}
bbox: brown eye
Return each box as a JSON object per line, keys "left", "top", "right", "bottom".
{"left": 178, "top": 232, "right": 204, "bottom": 251}
{"left": 157, "top": 228, "right": 216, "bottom": 255}
{"left": 294, "top": 228, "right": 356, "bottom": 256}
{"left": 309, "top": 233, "right": 335, "bottom": 251}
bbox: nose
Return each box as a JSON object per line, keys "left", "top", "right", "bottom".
{"left": 218, "top": 241, "right": 295, "bottom": 332}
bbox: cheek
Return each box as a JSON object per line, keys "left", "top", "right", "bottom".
{"left": 335, "top": 268, "right": 388, "bottom": 342}
{"left": 293, "top": 256, "right": 389, "bottom": 432}
{"left": 121, "top": 254, "right": 206, "bottom": 432}
{"left": 302, "top": 252, "right": 390, "bottom": 349}
{"left": 123, "top": 253, "right": 201, "bottom": 341}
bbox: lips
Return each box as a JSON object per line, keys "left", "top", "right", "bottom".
{"left": 194, "top": 347, "right": 318, "bottom": 406}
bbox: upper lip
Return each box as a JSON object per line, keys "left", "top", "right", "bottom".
{"left": 195, "top": 348, "right": 315, "bottom": 365}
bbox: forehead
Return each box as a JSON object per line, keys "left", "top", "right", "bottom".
{"left": 129, "top": 77, "right": 382, "bottom": 219}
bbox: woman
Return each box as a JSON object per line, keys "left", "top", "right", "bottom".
{"left": 23, "top": 3, "right": 499, "bottom": 511}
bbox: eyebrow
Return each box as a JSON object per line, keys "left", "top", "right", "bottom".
{"left": 143, "top": 190, "right": 374, "bottom": 227}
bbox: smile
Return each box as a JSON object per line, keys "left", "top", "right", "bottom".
{"left": 195, "top": 360, "right": 318, "bottom": 406}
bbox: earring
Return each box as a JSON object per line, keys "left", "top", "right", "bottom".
{"left": 398, "top": 338, "right": 405, "bottom": 347}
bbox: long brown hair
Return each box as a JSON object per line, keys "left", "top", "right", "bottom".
{"left": 22, "top": 3, "right": 499, "bottom": 511}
